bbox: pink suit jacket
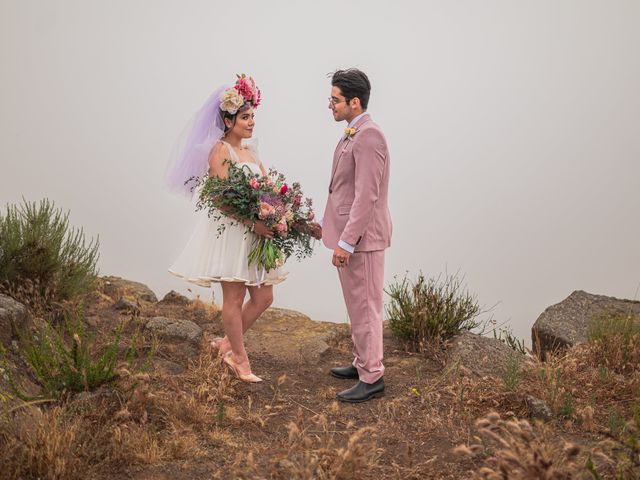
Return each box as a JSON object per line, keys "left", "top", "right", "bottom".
{"left": 322, "top": 114, "right": 392, "bottom": 252}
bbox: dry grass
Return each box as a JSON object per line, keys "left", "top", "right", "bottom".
{"left": 264, "top": 413, "right": 381, "bottom": 479}
{"left": 186, "top": 295, "right": 220, "bottom": 318}
{"left": 0, "top": 405, "right": 83, "bottom": 480}
{"left": 0, "top": 349, "right": 237, "bottom": 479}
{"left": 2, "top": 291, "right": 639, "bottom": 479}
{"left": 456, "top": 411, "right": 584, "bottom": 479}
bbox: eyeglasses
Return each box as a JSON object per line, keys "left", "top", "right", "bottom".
{"left": 328, "top": 97, "right": 346, "bottom": 105}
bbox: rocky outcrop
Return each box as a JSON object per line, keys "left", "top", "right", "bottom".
{"left": 113, "top": 297, "right": 139, "bottom": 312}
{"left": 145, "top": 316, "right": 202, "bottom": 345}
{"left": 244, "top": 308, "right": 336, "bottom": 362}
{"left": 100, "top": 276, "right": 158, "bottom": 303}
{"left": 446, "top": 330, "right": 525, "bottom": 378}
{"left": 160, "top": 290, "right": 190, "bottom": 305}
{"left": 532, "top": 290, "right": 640, "bottom": 358}
{"left": 0, "top": 294, "right": 30, "bottom": 348}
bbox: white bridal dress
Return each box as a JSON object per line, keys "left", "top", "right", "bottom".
{"left": 169, "top": 141, "right": 289, "bottom": 287}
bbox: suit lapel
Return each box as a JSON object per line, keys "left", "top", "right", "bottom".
{"left": 329, "top": 114, "right": 371, "bottom": 189}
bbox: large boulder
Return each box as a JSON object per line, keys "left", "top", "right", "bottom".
{"left": 0, "top": 294, "right": 30, "bottom": 348}
{"left": 244, "top": 308, "right": 337, "bottom": 362}
{"left": 100, "top": 276, "right": 158, "bottom": 303}
{"left": 145, "top": 316, "right": 202, "bottom": 345}
{"left": 446, "top": 330, "right": 525, "bottom": 378}
{"left": 532, "top": 290, "right": 640, "bottom": 358}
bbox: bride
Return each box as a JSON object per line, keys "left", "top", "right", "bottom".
{"left": 166, "top": 75, "right": 288, "bottom": 382}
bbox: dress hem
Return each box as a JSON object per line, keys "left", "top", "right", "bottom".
{"left": 168, "top": 269, "right": 288, "bottom": 287}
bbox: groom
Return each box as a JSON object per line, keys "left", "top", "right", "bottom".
{"left": 322, "top": 69, "right": 392, "bottom": 403}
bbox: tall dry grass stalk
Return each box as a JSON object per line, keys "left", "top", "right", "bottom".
{"left": 456, "top": 411, "right": 583, "bottom": 479}
{"left": 240, "top": 412, "right": 382, "bottom": 479}
{"left": 588, "top": 311, "right": 640, "bottom": 374}
{"left": 0, "top": 406, "right": 83, "bottom": 480}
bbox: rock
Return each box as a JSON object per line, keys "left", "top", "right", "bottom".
{"left": 531, "top": 290, "right": 640, "bottom": 358}
{"left": 145, "top": 317, "right": 202, "bottom": 345}
{"left": 160, "top": 290, "right": 190, "bottom": 305}
{"left": 525, "top": 395, "right": 553, "bottom": 422}
{"left": 100, "top": 276, "right": 158, "bottom": 303}
{"left": 244, "top": 308, "right": 336, "bottom": 362}
{"left": 446, "top": 330, "right": 524, "bottom": 378}
{"left": 113, "top": 296, "right": 139, "bottom": 312}
{"left": 0, "top": 294, "right": 31, "bottom": 348}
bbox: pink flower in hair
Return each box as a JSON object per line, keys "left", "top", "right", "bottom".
{"left": 249, "top": 77, "right": 261, "bottom": 107}
{"left": 234, "top": 74, "right": 261, "bottom": 107}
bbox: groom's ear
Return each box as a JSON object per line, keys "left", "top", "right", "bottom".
{"left": 350, "top": 97, "right": 361, "bottom": 109}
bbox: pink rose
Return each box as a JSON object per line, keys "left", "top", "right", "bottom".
{"left": 249, "top": 178, "right": 259, "bottom": 189}
{"left": 280, "top": 184, "right": 289, "bottom": 195}
{"left": 259, "top": 202, "right": 275, "bottom": 219}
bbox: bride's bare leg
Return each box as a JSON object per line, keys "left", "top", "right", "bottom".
{"left": 243, "top": 285, "right": 274, "bottom": 331}
{"left": 216, "top": 285, "right": 273, "bottom": 356}
{"left": 220, "top": 282, "right": 249, "bottom": 366}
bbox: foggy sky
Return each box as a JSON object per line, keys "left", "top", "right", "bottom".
{"left": 1, "top": 0, "right": 639, "bottom": 343}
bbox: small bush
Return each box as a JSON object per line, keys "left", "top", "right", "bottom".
{"left": 385, "top": 271, "right": 481, "bottom": 348}
{"left": 5, "top": 311, "right": 138, "bottom": 400}
{"left": 587, "top": 311, "right": 640, "bottom": 374}
{"left": 0, "top": 198, "right": 99, "bottom": 305}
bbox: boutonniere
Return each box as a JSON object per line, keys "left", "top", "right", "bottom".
{"left": 344, "top": 127, "right": 357, "bottom": 140}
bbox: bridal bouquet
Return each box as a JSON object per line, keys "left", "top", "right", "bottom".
{"left": 190, "top": 161, "right": 321, "bottom": 272}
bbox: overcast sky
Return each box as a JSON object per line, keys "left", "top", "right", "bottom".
{"left": 2, "top": 0, "right": 639, "bottom": 343}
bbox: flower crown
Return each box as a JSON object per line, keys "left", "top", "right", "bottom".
{"left": 219, "top": 74, "right": 262, "bottom": 115}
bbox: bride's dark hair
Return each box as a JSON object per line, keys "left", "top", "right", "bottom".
{"left": 221, "top": 103, "right": 252, "bottom": 133}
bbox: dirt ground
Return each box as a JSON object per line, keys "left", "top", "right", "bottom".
{"left": 3, "top": 290, "right": 637, "bottom": 479}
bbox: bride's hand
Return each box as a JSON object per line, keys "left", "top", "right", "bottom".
{"left": 308, "top": 222, "right": 322, "bottom": 240}
{"left": 253, "top": 220, "right": 274, "bottom": 239}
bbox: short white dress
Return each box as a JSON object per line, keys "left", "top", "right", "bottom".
{"left": 169, "top": 141, "right": 289, "bottom": 287}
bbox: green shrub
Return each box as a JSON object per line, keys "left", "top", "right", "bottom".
{"left": 0, "top": 198, "right": 99, "bottom": 305}
{"left": 385, "top": 271, "right": 481, "bottom": 348}
{"left": 4, "top": 311, "right": 143, "bottom": 400}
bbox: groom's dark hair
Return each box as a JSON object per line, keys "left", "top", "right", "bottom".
{"left": 331, "top": 69, "right": 371, "bottom": 109}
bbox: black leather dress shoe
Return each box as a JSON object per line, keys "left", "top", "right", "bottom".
{"left": 330, "top": 364, "right": 359, "bottom": 379}
{"left": 337, "top": 377, "right": 385, "bottom": 403}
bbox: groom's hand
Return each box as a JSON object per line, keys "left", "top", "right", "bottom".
{"left": 332, "top": 247, "right": 351, "bottom": 268}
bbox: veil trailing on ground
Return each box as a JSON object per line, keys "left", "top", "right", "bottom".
{"left": 165, "top": 85, "right": 228, "bottom": 197}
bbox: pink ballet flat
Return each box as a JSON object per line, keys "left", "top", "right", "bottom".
{"left": 223, "top": 354, "right": 263, "bottom": 383}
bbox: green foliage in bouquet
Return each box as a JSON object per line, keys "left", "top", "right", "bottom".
{"left": 385, "top": 271, "right": 481, "bottom": 349}
{"left": 0, "top": 198, "right": 99, "bottom": 304}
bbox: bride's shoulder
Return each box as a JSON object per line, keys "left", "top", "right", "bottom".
{"left": 209, "top": 141, "right": 231, "bottom": 166}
